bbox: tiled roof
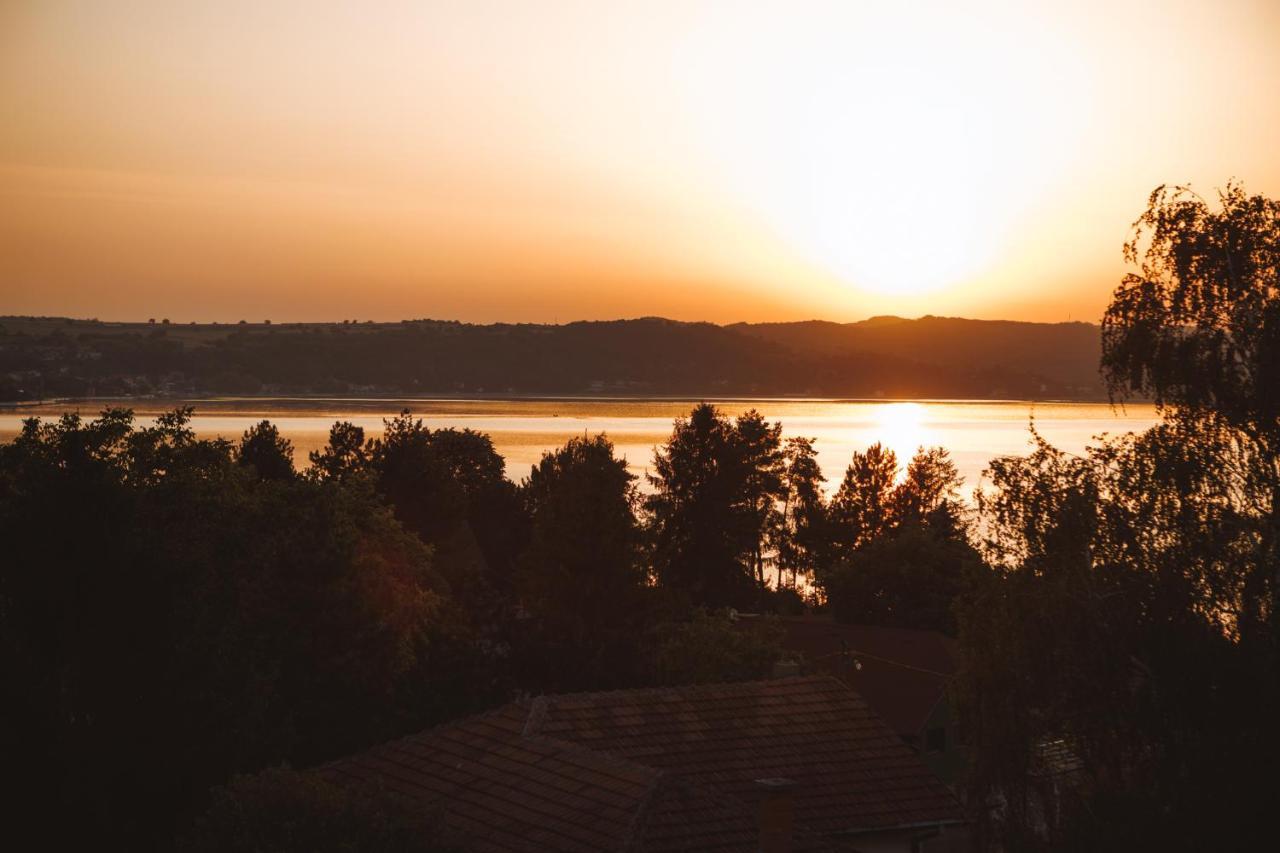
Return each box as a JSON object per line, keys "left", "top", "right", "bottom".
{"left": 321, "top": 676, "right": 963, "bottom": 851}
{"left": 525, "top": 676, "right": 964, "bottom": 836}
{"left": 747, "top": 617, "right": 959, "bottom": 738}
{"left": 321, "top": 708, "right": 665, "bottom": 852}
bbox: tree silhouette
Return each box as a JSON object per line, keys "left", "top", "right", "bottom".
{"left": 1103, "top": 181, "right": 1280, "bottom": 635}
{"left": 1103, "top": 182, "right": 1280, "bottom": 433}
{"left": 774, "top": 436, "right": 827, "bottom": 588}
{"left": 0, "top": 409, "right": 461, "bottom": 850}
{"left": 957, "top": 183, "right": 1280, "bottom": 849}
{"left": 829, "top": 442, "right": 899, "bottom": 552}
{"left": 894, "top": 446, "right": 963, "bottom": 532}
{"left": 645, "top": 404, "right": 780, "bottom": 607}
{"left": 308, "top": 421, "right": 368, "bottom": 482}
{"left": 237, "top": 420, "right": 295, "bottom": 480}
{"left": 822, "top": 446, "right": 975, "bottom": 633}
{"left": 734, "top": 410, "right": 786, "bottom": 587}
{"left": 515, "top": 434, "right": 646, "bottom": 689}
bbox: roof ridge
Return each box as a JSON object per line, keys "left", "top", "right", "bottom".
{"left": 520, "top": 674, "right": 840, "bottom": 707}
{"left": 619, "top": 770, "right": 669, "bottom": 853}
{"left": 522, "top": 695, "right": 548, "bottom": 736}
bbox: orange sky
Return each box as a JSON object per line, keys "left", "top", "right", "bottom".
{"left": 2, "top": 0, "right": 1279, "bottom": 325}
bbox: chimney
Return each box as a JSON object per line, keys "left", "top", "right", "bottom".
{"left": 755, "top": 777, "right": 797, "bottom": 853}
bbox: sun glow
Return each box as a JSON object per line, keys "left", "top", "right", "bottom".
{"left": 682, "top": 2, "right": 1093, "bottom": 298}
{"left": 872, "top": 402, "right": 933, "bottom": 480}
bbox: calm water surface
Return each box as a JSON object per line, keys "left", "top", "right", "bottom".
{"left": 0, "top": 398, "right": 1158, "bottom": 497}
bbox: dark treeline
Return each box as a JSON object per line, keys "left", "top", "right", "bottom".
{"left": 3, "top": 183, "right": 1278, "bottom": 851}
{"left": 0, "top": 314, "right": 1104, "bottom": 402}
{"left": 0, "top": 399, "right": 975, "bottom": 850}
{"left": 957, "top": 183, "right": 1280, "bottom": 850}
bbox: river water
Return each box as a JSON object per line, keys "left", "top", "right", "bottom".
{"left": 1, "top": 397, "right": 1158, "bottom": 495}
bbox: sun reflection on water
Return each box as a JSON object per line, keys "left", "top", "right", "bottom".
{"left": 871, "top": 402, "right": 932, "bottom": 481}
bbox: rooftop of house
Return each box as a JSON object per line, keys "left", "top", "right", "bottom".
{"left": 741, "top": 616, "right": 960, "bottom": 739}
{"left": 320, "top": 675, "right": 964, "bottom": 852}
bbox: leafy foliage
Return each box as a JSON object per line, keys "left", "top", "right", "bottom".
{"left": 513, "top": 434, "right": 650, "bottom": 689}
{"left": 645, "top": 404, "right": 777, "bottom": 607}
{"left": 774, "top": 436, "right": 828, "bottom": 587}
{"left": 181, "top": 766, "right": 463, "bottom": 853}
{"left": 1103, "top": 182, "right": 1280, "bottom": 434}
{"left": 237, "top": 419, "right": 296, "bottom": 480}
{"left": 0, "top": 410, "right": 468, "bottom": 849}
{"left": 645, "top": 609, "right": 784, "bottom": 686}
{"left": 959, "top": 183, "right": 1280, "bottom": 850}
{"left": 820, "top": 445, "right": 975, "bottom": 632}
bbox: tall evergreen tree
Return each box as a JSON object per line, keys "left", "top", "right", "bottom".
{"left": 734, "top": 410, "right": 786, "bottom": 587}
{"left": 775, "top": 436, "right": 827, "bottom": 588}
{"left": 829, "top": 442, "right": 899, "bottom": 552}
{"left": 237, "top": 420, "right": 295, "bottom": 481}
{"left": 516, "top": 434, "right": 645, "bottom": 689}
{"left": 646, "top": 404, "right": 755, "bottom": 607}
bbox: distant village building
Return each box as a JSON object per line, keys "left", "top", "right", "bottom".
{"left": 321, "top": 676, "right": 965, "bottom": 852}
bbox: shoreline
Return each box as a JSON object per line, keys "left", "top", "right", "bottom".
{"left": 2, "top": 392, "right": 1132, "bottom": 413}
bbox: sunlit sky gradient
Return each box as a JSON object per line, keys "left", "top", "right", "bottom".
{"left": 3, "top": 0, "right": 1279, "bottom": 324}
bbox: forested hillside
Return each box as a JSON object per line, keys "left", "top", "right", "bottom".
{"left": 0, "top": 315, "right": 1104, "bottom": 401}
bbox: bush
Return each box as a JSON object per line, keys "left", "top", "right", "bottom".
{"left": 646, "top": 609, "right": 783, "bottom": 685}
{"left": 181, "top": 767, "right": 463, "bottom": 853}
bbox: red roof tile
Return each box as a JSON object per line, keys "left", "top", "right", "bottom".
{"left": 525, "top": 676, "right": 963, "bottom": 837}
{"left": 748, "top": 617, "right": 960, "bottom": 738}
{"left": 320, "top": 676, "right": 963, "bottom": 851}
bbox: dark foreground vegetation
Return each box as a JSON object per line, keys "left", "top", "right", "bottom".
{"left": 0, "top": 313, "right": 1103, "bottom": 402}
{"left": 2, "top": 183, "right": 1278, "bottom": 851}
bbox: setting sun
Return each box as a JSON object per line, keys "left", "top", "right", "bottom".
{"left": 683, "top": 3, "right": 1091, "bottom": 298}
{"left": 872, "top": 402, "right": 932, "bottom": 476}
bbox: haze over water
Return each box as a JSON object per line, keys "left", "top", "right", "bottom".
{"left": 0, "top": 398, "right": 1157, "bottom": 495}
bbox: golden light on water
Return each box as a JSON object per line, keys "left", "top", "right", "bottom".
{"left": 871, "top": 402, "right": 932, "bottom": 480}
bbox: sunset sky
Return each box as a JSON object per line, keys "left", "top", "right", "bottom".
{"left": 3, "top": 0, "right": 1279, "bottom": 324}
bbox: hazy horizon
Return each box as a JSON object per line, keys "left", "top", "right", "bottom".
{"left": 3, "top": 311, "right": 1104, "bottom": 326}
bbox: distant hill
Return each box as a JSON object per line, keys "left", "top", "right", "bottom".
{"left": 0, "top": 315, "right": 1106, "bottom": 402}
{"left": 731, "top": 316, "right": 1103, "bottom": 394}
